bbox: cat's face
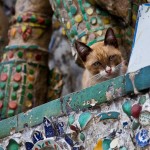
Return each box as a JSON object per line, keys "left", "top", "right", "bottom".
{"left": 75, "top": 28, "right": 124, "bottom": 78}
{"left": 84, "top": 42, "right": 122, "bottom": 77}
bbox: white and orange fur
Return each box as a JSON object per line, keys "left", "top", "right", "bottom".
{"left": 75, "top": 28, "right": 127, "bottom": 88}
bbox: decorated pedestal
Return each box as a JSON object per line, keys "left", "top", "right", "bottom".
{"left": 87, "top": 0, "right": 147, "bottom": 24}
{"left": 0, "top": 0, "right": 53, "bottom": 119}
{"left": 49, "top": 0, "right": 128, "bottom": 65}
{"left": 50, "top": 0, "right": 148, "bottom": 62}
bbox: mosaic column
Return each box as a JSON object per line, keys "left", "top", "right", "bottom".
{"left": 86, "top": 0, "right": 132, "bottom": 57}
{"left": 49, "top": 0, "right": 125, "bottom": 65}
{"left": 50, "top": 0, "right": 148, "bottom": 62}
{"left": 88, "top": 0, "right": 131, "bottom": 24}
{"left": 0, "top": 0, "right": 53, "bottom": 119}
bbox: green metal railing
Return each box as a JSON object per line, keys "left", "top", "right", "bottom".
{"left": 0, "top": 65, "right": 150, "bottom": 139}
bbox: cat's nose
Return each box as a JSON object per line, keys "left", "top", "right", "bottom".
{"left": 105, "top": 66, "right": 112, "bottom": 74}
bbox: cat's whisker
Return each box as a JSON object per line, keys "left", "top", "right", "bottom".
{"left": 94, "top": 75, "right": 103, "bottom": 80}
{"left": 113, "top": 61, "right": 125, "bottom": 70}
{"left": 89, "top": 73, "right": 104, "bottom": 82}
{"left": 90, "top": 75, "right": 100, "bottom": 81}
{"left": 90, "top": 73, "right": 101, "bottom": 79}
{"left": 94, "top": 73, "right": 103, "bottom": 79}
{"left": 88, "top": 74, "right": 104, "bottom": 86}
{"left": 94, "top": 74, "right": 102, "bottom": 79}
{"left": 116, "top": 62, "right": 123, "bottom": 68}
{"left": 90, "top": 76, "right": 98, "bottom": 81}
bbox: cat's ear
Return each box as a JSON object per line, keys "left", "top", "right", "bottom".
{"left": 104, "top": 27, "right": 118, "bottom": 48}
{"left": 74, "top": 40, "right": 92, "bottom": 62}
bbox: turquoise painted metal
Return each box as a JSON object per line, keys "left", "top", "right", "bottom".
{"left": 125, "top": 66, "right": 150, "bottom": 93}
{"left": 0, "top": 66, "right": 150, "bottom": 139}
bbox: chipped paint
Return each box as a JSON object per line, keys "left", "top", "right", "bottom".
{"left": 129, "top": 71, "right": 140, "bottom": 94}
{"left": 0, "top": 93, "right": 149, "bottom": 149}
{"left": 83, "top": 99, "right": 98, "bottom": 106}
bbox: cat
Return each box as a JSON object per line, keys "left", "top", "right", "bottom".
{"left": 75, "top": 28, "right": 127, "bottom": 88}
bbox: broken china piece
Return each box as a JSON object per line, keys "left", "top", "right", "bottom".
{"left": 135, "top": 129, "right": 150, "bottom": 148}
{"left": 96, "top": 111, "right": 120, "bottom": 122}
{"left": 25, "top": 139, "right": 62, "bottom": 150}
{"left": 78, "top": 112, "right": 93, "bottom": 130}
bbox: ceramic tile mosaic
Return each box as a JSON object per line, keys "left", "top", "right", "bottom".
{"left": 0, "top": 93, "right": 149, "bottom": 149}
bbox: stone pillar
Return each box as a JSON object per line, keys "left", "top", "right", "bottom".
{"left": 49, "top": 0, "right": 126, "bottom": 65}
{"left": 0, "top": 0, "right": 53, "bottom": 119}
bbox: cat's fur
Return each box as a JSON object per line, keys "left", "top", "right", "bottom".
{"left": 75, "top": 28, "right": 127, "bottom": 88}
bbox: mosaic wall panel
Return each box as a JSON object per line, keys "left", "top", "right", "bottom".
{"left": 0, "top": 47, "right": 50, "bottom": 119}
{"left": 0, "top": 93, "right": 149, "bottom": 149}
{"left": 50, "top": 0, "right": 123, "bottom": 47}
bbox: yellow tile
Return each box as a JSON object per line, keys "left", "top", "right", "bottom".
{"left": 66, "top": 21, "right": 71, "bottom": 29}
{"left": 11, "top": 28, "right": 17, "bottom": 37}
{"left": 25, "top": 100, "right": 32, "bottom": 108}
{"left": 86, "top": 8, "right": 94, "bottom": 15}
{"left": 94, "top": 139, "right": 103, "bottom": 150}
{"left": 96, "top": 30, "right": 103, "bottom": 36}
{"left": 103, "top": 18, "right": 110, "bottom": 24}
{"left": 81, "top": 36, "right": 87, "bottom": 43}
{"left": 75, "top": 14, "right": 83, "bottom": 23}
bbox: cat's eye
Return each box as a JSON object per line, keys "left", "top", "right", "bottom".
{"left": 93, "top": 61, "right": 101, "bottom": 67}
{"left": 109, "top": 55, "right": 116, "bottom": 61}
